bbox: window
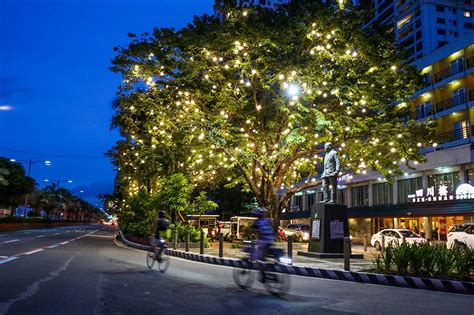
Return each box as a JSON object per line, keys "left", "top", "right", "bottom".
{"left": 452, "top": 87, "right": 466, "bottom": 105}
{"left": 398, "top": 177, "right": 422, "bottom": 204}
{"left": 436, "top": 5, "right": 445, "bottom": 12}
{"left": 467, "top": 169, "right": 474, "bottom": 184}
{"left": 352, "top": 185, "right": 369, "bottom": 207}
{"left": 451, "top": 57, "right": 464, "bottom": 75}
{"left": 465, "top": 22, "right": 474, "bottom": 28}
{"left": 291, "top": 195, "right": 302, "bottom": 211}
{"left": 437, "top": 29, "right": 446, "bottom": 35}
{"left": 372, "top": 182, "right": 393, "bottom": 205}
{"left": 427, "top": 172, "right": 460, "bottom": 196}
{"left": 306, "top": 193, "right": 316, "bottom": 210}
{"left": 454, "top": 31, "right": 458, "bottom": 38}
{"left": 416, "top": 101, "right": 431, "bottom": 119}
{"left": 454, "top": 120, "right": 470, "bottom": 140}
{"left": 337, "top": 189, "right": 346, "bottom": 205}
{"left": 465, "top": 11, "right": 471, "bottom": 17}
{"left": 437, "top": 17, "right": 446, "bottom": 24}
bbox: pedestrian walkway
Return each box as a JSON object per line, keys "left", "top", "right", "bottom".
{"left": 183, "top": 242, "right": 377, "bottom": 272}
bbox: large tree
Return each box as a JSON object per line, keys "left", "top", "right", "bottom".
{"left": 110, "top": 0, "right": 434, "bottom": 227}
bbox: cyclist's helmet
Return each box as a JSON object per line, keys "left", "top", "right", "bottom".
{"left": 252, "top": 207, "right": 267, "bottom": 217}
{"left": 158, "top": 210, "right": 166, "bottom": 218}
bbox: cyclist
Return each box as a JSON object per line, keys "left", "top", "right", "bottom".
{"left": 251, "top": 207, "right": 274, "bottom": 282}
{"left": 154, "top": 210, "right": 170, "bottom": 261}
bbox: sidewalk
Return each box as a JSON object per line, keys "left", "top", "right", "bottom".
{"left": 184, "top": 241, "right": 377, "bottom": 272}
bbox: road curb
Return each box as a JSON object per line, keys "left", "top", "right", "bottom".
{"left": 117, "top": 231, "right": 473, "bottom": 295}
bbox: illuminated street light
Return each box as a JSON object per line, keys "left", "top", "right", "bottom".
{"left": 44, "top": 179, "right": 73, "bottom": 188}
{"left": 10, "top": 159, "right": 52, "bottom": 177}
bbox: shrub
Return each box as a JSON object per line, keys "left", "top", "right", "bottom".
{"left": 392, "top": 242, "right": 411, "bottom": 274}
{"left": 372, "top": 242, "right": 473, "bottom": 281}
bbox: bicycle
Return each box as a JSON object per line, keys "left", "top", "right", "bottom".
{"left": 232, "top": 240, "right": 291, "bottom": 297}
{"left": 146, "top": 236, "right": 170, "bottom": 273}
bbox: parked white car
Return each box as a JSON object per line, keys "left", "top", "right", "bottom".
{"left": 371, "top": 229, "right": 426, "bottom": 250}
{"left": 447, "top": 223, "right": 474, "bottom": 249}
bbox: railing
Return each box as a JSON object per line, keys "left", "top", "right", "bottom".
{"left": 411, "top": 104, "right": 433, "bottom": 119}
{"left": 434, "top": 63, "right": 464, "bottom": 82}
{"left": 437, "top": 127, "right": 471, "bottom": 144}
{"left": 467, "top": 56, "right": 474, "bottom": 69}
{"left": 435, "top": 93, "right": 467, "bottom": 112}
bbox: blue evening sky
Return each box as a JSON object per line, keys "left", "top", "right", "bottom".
{"left": 0, "top": 0, "right": 215, "bottom": 206}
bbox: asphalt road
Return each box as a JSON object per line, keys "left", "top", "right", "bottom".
{"left": 0, "top": 225, "right": 472, "bottom": 315}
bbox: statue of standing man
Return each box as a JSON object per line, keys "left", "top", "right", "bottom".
{"left": 321, "top": 142, "right": 341, "bottom": 203}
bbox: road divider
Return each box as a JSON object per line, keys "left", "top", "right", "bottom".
{"left": 117, "top": 230, "right": 474, "bottom": 296}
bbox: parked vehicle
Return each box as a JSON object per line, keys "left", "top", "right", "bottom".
{"left": 371, "top": 229, "right": 426, "bottom": 250}
{"left": 447, "top": 223, "right": 474, "bottom": 249}
{"left": 228, "top": 216, "right": 258, "bottom": 240}
{"left": 279, "top": 224, "right": 310, "bottom": 242}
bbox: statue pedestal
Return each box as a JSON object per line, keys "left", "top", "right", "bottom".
{"left": 297, "top": 203, "right": 363, "bottom": 259}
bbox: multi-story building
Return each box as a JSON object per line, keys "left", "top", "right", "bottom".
{"left": 368, "top": 0, "right": 474, "bottom": 62}
{"left": 283, "top": 33, "right": 474, "bottom": 241}
{"left": 216, "top": 0, "right": 474, "bottom": 61}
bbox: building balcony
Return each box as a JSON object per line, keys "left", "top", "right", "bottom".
{"left": 434, "top": 63, "right": 464, "bottom": 83}
{"left": 435, "top": 93, "right": 467, "bottom": 113}
{"left": 467, "top": 56, "right": 474, "bottom": 69}
{"left": 437, "top": 126, "right": 471, "bottom": 145}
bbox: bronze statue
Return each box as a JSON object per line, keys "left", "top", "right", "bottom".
{"left": 321, "top": 142, "right": 340, "bottom": 203}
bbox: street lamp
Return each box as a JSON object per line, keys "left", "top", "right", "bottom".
{"left": 10, "top": 159, "right": 51, "bottom": 177}
{"left": 44, "top": 179, "right": 73, "bottom": 188}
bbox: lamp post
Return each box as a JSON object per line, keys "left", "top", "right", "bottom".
{"left": 9, "top": 159, "right": 51, "bottom": 217}
{"left": 10, "top": 159, "right": 51, "bottom": 177}
{"left": 44, "top": 178, "right": 73, "bottom": 188}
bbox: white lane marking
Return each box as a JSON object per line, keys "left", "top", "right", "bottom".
{"left": 3, "top": 239, "right": 19, "bottom": 244}
{"left": 47, "top": 245, "right": 59, "bottom": 248}
{"left": 0, "top": 256, "right": 75, "bottom": 314}
{"left": 36, "top": 235, "right": 45, "bottom": 238}
{"left": 24, "top": 249, "right": 44, "bottom": 255}
{"left": 59, "top": 241, "right": 69, "bottom": 245}
{"left": 54, "top": 233, "right": 60, "bottom": 235}
{"left": 22, "top": 232, "right": 31, "bottom": 234}
{"left": 0, "top": 257, "right": 18, "bottom": 264}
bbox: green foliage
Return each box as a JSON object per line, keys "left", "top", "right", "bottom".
{"left": 0, "top": 158, "right": 35, "bottom": 207}
{"left": 391, "top": 241, "right": 410, "bottom": 274}
{"left": 170, "top": 222, "right": 204, "bottom": 242}
{"left": 231, "top": 242, "right": 242, "bottom": 249}
{"left": 110, "top": 0, "right": 434, "bottom": 224}
{"left": 157, "top": 173, "right": 193, "bottom": 222}
{"left": 372, "top": 242, "right": 473, "bottom": 281}
{"left": 120, "top": 190, "right": 158, "bottom": 237}
{"left": 190, "top": 191, "right": 218, "bottom": 215}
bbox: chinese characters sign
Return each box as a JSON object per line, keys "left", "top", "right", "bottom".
{"left": 408, "top": 183, "right": 474, "bottom": 202}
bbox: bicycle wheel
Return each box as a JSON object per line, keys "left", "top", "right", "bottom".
{"left": 263, "top": 264, "right": 290, "bottom": 297}
{"left": 146, "top": 251, "right": 155, "bottom": 269}
{"left": 233, "top": 259, "right": 255, "bottom": 289}
{"left": 157, "top": 253, "right": 170, "bottom": 273}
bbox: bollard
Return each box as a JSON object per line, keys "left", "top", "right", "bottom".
{"left": 219, "top": 233, "right": 223, "bottom": 257}
{"left": 287, "top": 235, "right": 293, "bottom": 261}
{"left": 344, "top": 237, "right": 351, "bottom": 271}
{"left": 381, "top": 234, "right": 385, "bottom": 251}
{"left": 363, "top": 234, "right": 368, "bottom": 252}
{"left": 200, "top": 230, "right": 205, "bottom": 255}
{"left": 186, "top": 230, "right": 190, "bottom": 252}
{"left": 173, "top": 230, "right": 178, "bottom": 250}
